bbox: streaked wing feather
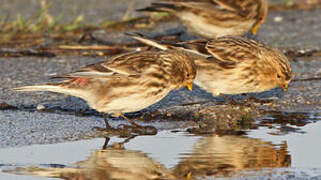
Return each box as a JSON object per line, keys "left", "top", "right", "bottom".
{"left": 205, "top": 36, "right": 261, "bottom": 63}
{"left": 211, "top": 0, "right": 242, "bottom": 12}
{"left": 102, "top": 51, "right": 157, "bottom": 76}
{"left": 141, "top": 1, "right": 223, "bottom": 13}
{"left": 51, "top": 62, "right": 115, "bottom": 78}
{"left": 170, "top": 0, "right": 251, "bottom": 15}
{"left": 52, "top": 52, "right": 155, "bottom": 79}
{"left": 175, "top": 39, "right": 211, "bottom": 57}
{"left": 172, "top": 1, "right": 223, "bottom": 12}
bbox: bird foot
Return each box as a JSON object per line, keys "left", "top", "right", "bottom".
{"left": 118, "top": 124, "right": 158, "bottom": 135}
{"left": 93, "top": 126, "right": 133, "bottom": 137}
{"left": 92, "top": 126, "right": 120, "bottom": 133}
{"left": 92, "top": 125, "right": 157, "bottom": 136}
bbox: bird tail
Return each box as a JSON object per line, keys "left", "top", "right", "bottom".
{"left": 137, "top": 3, "right": 180, "bottom": 13}
{"left": 13, "top": 84, "right": 61, "bottom": 92}
{"left": 12, "top": 83, "right": 85, "bottom": 98}
{"left": 127, "top": 32, "right": 210, "bottom": 58}
{"left": 126, "top": 32, "right": 169, "bottom": 51}
{"left": 13, "top": 84, "right": 65, "bottom": 93}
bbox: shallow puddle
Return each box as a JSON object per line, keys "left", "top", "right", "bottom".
{"left": 1, "top": 112, "right": 321, "bottom": 180}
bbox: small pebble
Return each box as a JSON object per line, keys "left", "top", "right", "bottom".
{"left": 274, "top": 16, "right": 283, "bottom": 22}
{"left": 37, "top": 104, "right": 46, "bottom": 111}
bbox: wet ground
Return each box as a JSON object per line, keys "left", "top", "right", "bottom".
{"left": 1, "top": 121, "right": 321, "bottom": 180}
{"left": 1, "top": 0, "right": 321, "bottom": 179}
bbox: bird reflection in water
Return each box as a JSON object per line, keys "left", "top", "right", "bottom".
{"left": 4, "top": 136, "right": 174, "bottom": 180}
{"left": 173, "top": 135, "right": 291, "bottom": 179}
{"left": 4, "top": 134, "right": 291, "bottom": 180}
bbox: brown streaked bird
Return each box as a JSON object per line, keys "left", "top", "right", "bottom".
{"left": 129, "top": 34, "right": 292, "bottom": 97}
{"left": 13, "top": 50, "right": 196, "bottom": 131}
{"left": 137, "top": 0, "right": 268, "bottom": 39}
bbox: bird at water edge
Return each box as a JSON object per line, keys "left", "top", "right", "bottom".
{"left": 13, "top": 50, "right": 197, "bottom": 134}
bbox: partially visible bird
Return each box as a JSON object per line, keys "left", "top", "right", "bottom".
{"left": 129, "top": 33, "right": 292, "bottom": 97}
{"left": 13, "top": 50, "right": 196, "bottom": 131}
{"left": 137, "top": 0, "right": 269, "bottom": 39}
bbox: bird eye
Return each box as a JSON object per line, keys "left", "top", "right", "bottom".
{"left": 277, "top": 74, "right": 281, "bottom": 79}
{"left": 186, "top": 73, "right": 190, "bottom": 78}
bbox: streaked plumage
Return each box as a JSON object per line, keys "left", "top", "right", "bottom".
{"left": 13, "top": 50, "right": 196, "bottom": 129}
{"left": 130, "top": 34, "right": 292, "bottom": 96}
{"left": 138, "top": 0, "right": 268, "bottom": 38}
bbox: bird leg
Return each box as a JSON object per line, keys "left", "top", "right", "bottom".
{"left": 102, "top": 113, "right": 112, "bottom": 129}
{"left": 114, "top": 113, "right": 158, "bottom": 135}
{"left": 114, "top": 113, "right": 141, "bottom": 127}
{"left": 102, "top": 137, "right": 110, "bottom": 150}
{"left": 113, "top": 135, "right": 137, "bottom": 149}
{"left": 102, "top": 135, "right": 137, "bottom": 150}
{"left": 94, "top": 113, "right": 157, "bottom": 135}
{"left": 92, "top": 113, "right": 114, "bottom": 132}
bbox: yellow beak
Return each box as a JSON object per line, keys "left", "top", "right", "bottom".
{"left": 185, "top": 82, "right": 193, "bottom": 91}
{"left": 251, "top": 25, "right": 259, "bottom": 35}
{"left": 281, "top": 83, "right": 288, "bottom": 91}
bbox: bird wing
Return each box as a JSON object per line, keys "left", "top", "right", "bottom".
{"left": 102, "top": 51, "right": 158, "bottom": 76}
{"left": 167, "top": 1, "right": 228, "bottom": 13}
{"left": 211, "top": 0, "right": 241, "bottom": 11}
{"left": 211, "top": 0, "right": 250, "bottom": 15}
{"left": 127, "top": 33, "right": 260, "bottom": 66}
{"left": 52, "top": 52, "right": 155, "bottom": 79}
{"left": 175, "top": 39, "right": 211, "bottom": 57}
{"left": 163, "top": 0, "right": 249, "bottom": 14}
{"left": 138, "top": 1, "right": 223, "bottom": 13}
{"left": 205, "top": 36, "right": 261, "bottom": 65}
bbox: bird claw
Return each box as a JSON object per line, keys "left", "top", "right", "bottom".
{"left": 92, "top": 126, "right": 120, "bottom": 133}
{"left": 92, "top": 124, "right": 157, "bottom": 136}
{"left": 118, "top": 124, "right": 158, "bottom": 135}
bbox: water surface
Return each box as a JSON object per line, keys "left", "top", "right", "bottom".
{"left": 1, "top": 112, "right": 321, "bottom": 179}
